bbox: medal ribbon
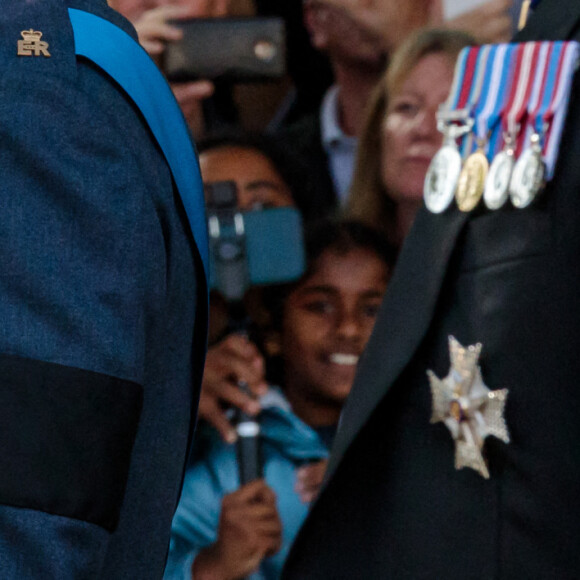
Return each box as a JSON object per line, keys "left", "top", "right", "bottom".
{"left": 436, "top": 46, "right": 479, "bottom": 145}
{"left": 502, "top": 42, "right": 541, "bottom": 156}
{"left": 468, "top": 44, "right": 507, "bottom": 158}
{"left": 522, "top": 41, "right": 554, "bottom": 147}
{"left": 486, "top": 44, "right": 519, "bottom": 157}
{"left": 460, "top": 45, "right": 492, "bottom": 157}
{"left": 472, "top": 44, "right": 500, "bottom": 153}
{"left": 440, "top": 47, "right": 471, "bottom": 117}
{"left": 543, "top": 41, "right": 580, "bottom": 178}
{"left": 456, "top": 47, "right": 482, "bottom": 113}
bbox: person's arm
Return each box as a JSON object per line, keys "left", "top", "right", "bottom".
{"left": 130, "top": 1, "right": 230, "bottom": 136}
{"left": 164, "top": 459, "right": 224, "bottom": 580}
{"left": 430, "top": 0, "right": 513, "bottom": 43}
{"left": 199, "top": 334, "right": 268, "bottom": 443}
{"left": 0, "top": 35, "right": 174, "bottom": 575}
{"left": 193, "top": 480, "right": 282, "bottom": 580}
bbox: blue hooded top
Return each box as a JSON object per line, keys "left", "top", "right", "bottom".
{"left": 164, "top": 388, "right": 330, "bottom": 580}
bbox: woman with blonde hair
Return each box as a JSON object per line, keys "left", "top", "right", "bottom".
{"left": 346, "top": 28, "right": 475, "bottom": 249}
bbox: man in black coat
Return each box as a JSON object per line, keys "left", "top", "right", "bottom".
{"left": 282, "top": 1, "right": 580, "bottom": 578}
{"left": 0, "top": 0, "right": 207, "bottom": 577}
{"left": 272, "top": 0, "right": 400, "bottom": 216}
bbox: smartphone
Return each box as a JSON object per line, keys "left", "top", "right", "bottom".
{"left": 206, "top": 181, "right": 305, "bottom": 301}
{"left": 163, "top": 17, "right": 286, "bottom": 83}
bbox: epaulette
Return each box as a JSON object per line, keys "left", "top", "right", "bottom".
{"left": 1, "top": 0, "right": 77, "bottom": 82}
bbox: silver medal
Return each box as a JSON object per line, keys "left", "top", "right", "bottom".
{"left": 509, "top": 133, "right": 546, "bottom": 208}
{"left": 424, "top": 115, "right": 472, "bottom": 214}
{"left": 424, "top": 144, "right": 462, "bottom": 214}
{"left": 484, "top": 148, "right": 515, "bottom": 210}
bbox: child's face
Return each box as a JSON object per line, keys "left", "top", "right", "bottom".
{"left": 281, "top": 247, "right": 388, "bottom": 409}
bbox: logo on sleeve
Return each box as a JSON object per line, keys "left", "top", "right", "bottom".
{"left": 17, "top": 29, "right": 51, "bottom": 58}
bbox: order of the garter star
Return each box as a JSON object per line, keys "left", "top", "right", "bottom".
{"left": 427, "top": 336, "right": 510, "bottom": 479}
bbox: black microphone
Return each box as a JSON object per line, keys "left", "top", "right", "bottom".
{"left": 234, "top": 379, "right": 262, "bottom": 485}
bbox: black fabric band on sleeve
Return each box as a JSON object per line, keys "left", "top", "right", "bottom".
{"left": 0, "top": 354, "right": 143, "bottom": 532}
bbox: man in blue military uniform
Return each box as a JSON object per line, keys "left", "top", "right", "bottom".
{"left": 0, "top": 0, "right": 207, "bottom": 577}
{"left": 283, "top": 1, "right": 580, "bottom": 578}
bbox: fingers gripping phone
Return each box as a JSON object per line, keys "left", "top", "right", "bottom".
{"left": 205, "top": 181, "right": 305, "bottom": 302}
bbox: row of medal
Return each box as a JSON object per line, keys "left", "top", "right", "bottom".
{"left": 424, "top": 40, "right": 579, "bottom": 214}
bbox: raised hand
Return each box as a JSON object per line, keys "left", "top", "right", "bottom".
{"left": 199, "top": 334, "right": 268, "bottom": 443}
{"left": 193, "top": 480, "right": 282, "bottom": 579}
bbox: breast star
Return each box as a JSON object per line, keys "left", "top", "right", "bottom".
{"left": 427, "top": 336, "right": 510, "bottom": 479}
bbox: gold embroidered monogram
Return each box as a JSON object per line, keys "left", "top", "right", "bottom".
{"left": 17, "top": 29, "right": 51, "bottom": 57}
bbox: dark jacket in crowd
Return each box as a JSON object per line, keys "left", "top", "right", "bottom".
{"left": 273, "top": 112, "right": 337, "bottom": 220}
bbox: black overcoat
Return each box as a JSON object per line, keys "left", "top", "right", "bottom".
{"left": 283, "top": 2, "right": 580, "bottom": 578}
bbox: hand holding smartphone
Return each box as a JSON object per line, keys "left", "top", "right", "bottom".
{"left": 162, "top": 17, "right": 286, "bottom": 83}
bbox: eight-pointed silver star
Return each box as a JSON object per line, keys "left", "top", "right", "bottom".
{"left": 427, "top": 336, "right": 510, "bottom": 479}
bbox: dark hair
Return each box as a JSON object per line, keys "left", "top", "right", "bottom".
{"left": 302, "top": 217, "right": 396, "bottom": 280}
{"left": 264, "top": 217, "right": 396, "bottom": 333}
{"left": 262, "top": 218, "right": 395, "bottom": 383}
{"left": 197, "top": 131, "right": 313, "bottom": 217}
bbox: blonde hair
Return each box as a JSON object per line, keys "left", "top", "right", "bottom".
{"left": 346, "top": 28, "right": 475, "bottom": 245}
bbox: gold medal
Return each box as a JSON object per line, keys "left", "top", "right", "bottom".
{"left": 455, "top": 148, "right": 489, "bottom": 212}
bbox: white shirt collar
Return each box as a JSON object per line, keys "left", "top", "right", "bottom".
{"left": 320, "top": 85, "right": 346, "bottom": 148}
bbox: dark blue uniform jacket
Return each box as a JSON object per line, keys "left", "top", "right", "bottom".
{"left": 0, "top": 1, "right": 207, "bottom": 577}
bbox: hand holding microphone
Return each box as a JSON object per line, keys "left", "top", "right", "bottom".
{"left": 234, "top": 378, "right": 263, "bottom": 485}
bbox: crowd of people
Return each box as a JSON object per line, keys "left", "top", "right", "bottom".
{"left": 103, "top": 0, "right": 520, "bottom": 578}
{"left": 104, "top": 0, "right": 518, "bottom": 578}
{"left": 9, "top": 0, "right": 576, "bottom": 577}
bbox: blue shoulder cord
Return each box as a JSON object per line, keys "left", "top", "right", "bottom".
{"left": 68, "top": 8, "right": 209, "bottom": 284}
